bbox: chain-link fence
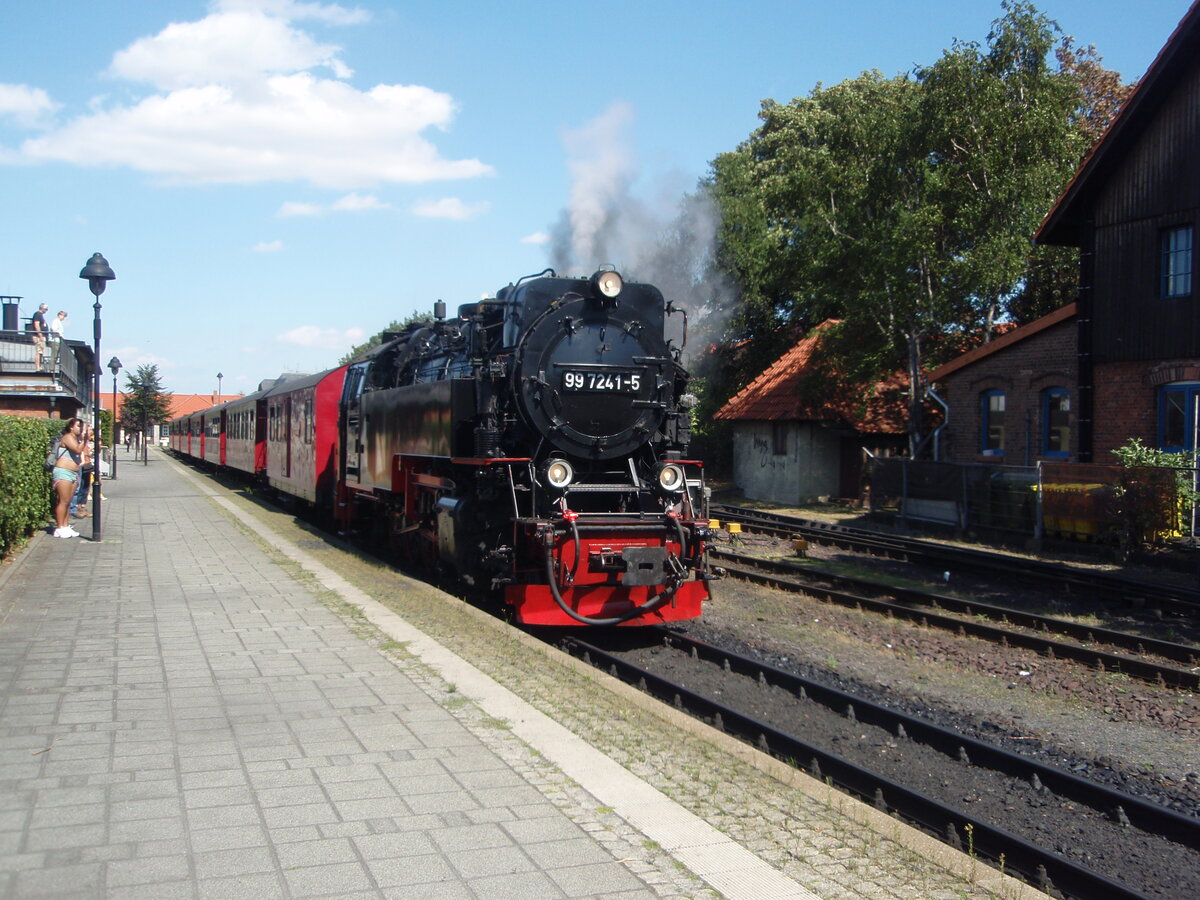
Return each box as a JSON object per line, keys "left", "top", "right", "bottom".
{"left": 867, "top": 456, "right": 1195, "bottom": 546}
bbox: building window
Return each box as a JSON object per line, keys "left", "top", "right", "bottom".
{"left": 981, "top": 390, "right": 1005, "bottom": 454}
{"left": 772, "top": 421, "right": 788, "bottom": 456}
{"left": 1041, "top": 388, "right": 1070, "bottom": 458}
{"left": 1159, "top": 383, "right": 1199, "bottom": 452}
{"left": 1161, "top": 225, "right": 1193, "bottom": 298}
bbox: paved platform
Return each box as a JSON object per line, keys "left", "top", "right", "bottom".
{"left": 0, "top": 454, "right": 812, "bottom": 899}
{"left": 0, "top": 452, "right": 1027, "bottom": 900}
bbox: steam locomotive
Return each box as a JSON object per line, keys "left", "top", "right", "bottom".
{"left": 170, "top": 269, "right": 713, "bottom": 626}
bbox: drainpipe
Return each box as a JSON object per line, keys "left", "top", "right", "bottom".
{"left": 927, "top": 386, "right": 948, "bottom": 462}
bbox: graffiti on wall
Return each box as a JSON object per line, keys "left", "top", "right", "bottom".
{"left": 752, "top": 435, "right": 783, "bottom": 470}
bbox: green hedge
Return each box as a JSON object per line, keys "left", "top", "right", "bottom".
{"left": 0, "top": 415, "right": 59, "bottom": 557}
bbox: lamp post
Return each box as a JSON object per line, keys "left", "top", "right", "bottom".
{"left": 79, "top": 253, "right": 115, "bottom": 542}
{"left": 108, "top": 357, "right": 122, "bottom": 479}
{"left": 217, "top": 372, "right": 223, "bottom": 403}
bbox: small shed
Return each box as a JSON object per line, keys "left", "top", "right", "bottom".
{"left": 713, "top": 321, "right": 907, "bottom": 505}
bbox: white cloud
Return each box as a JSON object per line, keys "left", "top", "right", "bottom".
{"left": 521, "top": 231, "right": 550, "bottom": 245}
{"left": 331, "top": 192, "right": 390, "bottom": 211}
{"left": 277, "top": 201, "right": 321, "bottom": 217}
{"left": 252, "top": 239, "right": 284, "bottom": 252}
{"left": 10, "top": 3, "right": 491, "bottom": 190}
{"left": 110, "top": 345, "right": 172, "bottom": 372}
{"left": 110, "top": 10, "right": 351, "bottom": 90}
{"left": 411, "top": 197, "right": 490, "bottom": 221}
{"left": 277, "top": 192, "right": 389, "bottom": 216}
{"left": 0, "top": 83, "right": 59, "bottom": 127}
{"left": 276, "top": 324, "right": 364, "bottom": 349}
{"left": 217, "top": 0, "right": 371, "bottom": 26}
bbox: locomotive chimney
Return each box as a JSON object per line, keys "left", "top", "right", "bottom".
{"left": 434, "top": 299, "right": 446, "bottom": 321}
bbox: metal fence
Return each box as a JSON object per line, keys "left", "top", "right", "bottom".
{"left": 867, "top": 456, "right": 1194, "bottom": 545}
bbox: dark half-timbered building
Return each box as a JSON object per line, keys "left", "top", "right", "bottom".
{"left": 1037, "top": 0, "right": 1200, "bottom": 460}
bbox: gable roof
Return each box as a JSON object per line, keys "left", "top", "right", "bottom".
{"left": 928, "top": 303, "right": 1077, "bottom": 382}
{"left": 713, "top": 320, "right": 907, "bottom": 433}
{"left": 104, "top": 391, "right": 244, "bottom": 421}
{"left": 1037, "top": 1, "right": 1200, "bottom": 246}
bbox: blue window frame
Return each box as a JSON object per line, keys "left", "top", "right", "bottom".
{"left": 981, "top": 390, "right": 1005, "bottom": 454}
{"left": 1161, "top": 225, "right": 1193, "bottom": 298}
{"left": 1041, "top": 388, "right": 1070, "bottom": 458}
{"left": 1159, "top": 383, "right": 1199, "bottom": 452}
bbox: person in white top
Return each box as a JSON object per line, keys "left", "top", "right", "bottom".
{"left": 47, "top": 310, "right": 67, "bottom": 376}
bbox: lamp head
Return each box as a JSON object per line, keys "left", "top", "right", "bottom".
{"left": 108, "top": 356, "right": 122, "bottom": 376}
{"left": 79, "top": 253, "right": 116, "bottom": 297}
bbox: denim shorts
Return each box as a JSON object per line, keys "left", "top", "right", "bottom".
{"left": 52, "top": 467, "right": 78, "bottom": 484}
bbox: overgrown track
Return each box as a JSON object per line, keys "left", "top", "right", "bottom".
{"left": 712, "top": 547, "right": 1200, "bottom": 691}
{"left": 711, "top": 504, "right": 1200, "bottom": 616}
{"left": 562, "top": 631, "right": 1200, "bottom": 900}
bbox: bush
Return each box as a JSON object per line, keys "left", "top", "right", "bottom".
{"left": 1111, "top": 438, "right": 1198, "bottom": 550}
{"left": 0, "top": 416, "right": 59, "bottom": 557}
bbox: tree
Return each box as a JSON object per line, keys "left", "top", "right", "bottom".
{"left": 916, "top": 1, "right": 1093, "bottom": 335}
{"left": 122, "top": 364, "right": 173, "bottom": 442}
{"left": 340, "top": 310, "right": 435, "bottom": 365}
{"left": 745, "top": 70, "right": 949, "bottom": 449}
{"left": 708, "top": 1, "right": 1130, "bottom": 454}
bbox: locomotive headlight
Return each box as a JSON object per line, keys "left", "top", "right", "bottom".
{"left": 591, "top": 269, "right": 623, "bottom": 300}
{"left": 655, "top": 462, "right": 686, "bottom": 493}
{"left": 541, "top": 458, "right": 575, "bottom": 491}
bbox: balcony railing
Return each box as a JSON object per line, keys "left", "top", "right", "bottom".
{"left": 0, "top": 331, "right": 93, "bottom": 406}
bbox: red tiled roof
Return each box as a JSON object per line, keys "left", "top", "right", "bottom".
{"left": 713, "top": 321, "right": 908, "bottom": 434}
{"left": 927, "top": 303, "right": 1077, "bottom": 382}
{"left": 104, "top": 392, "right": 243, "bottom": 420}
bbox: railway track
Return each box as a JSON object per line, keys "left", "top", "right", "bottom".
{"left": 711, "top": 547, "right": 1200, "bottom": 691}
{"left": 711, "top": 504, "right": 1200, "bottom": 617}
{"left": 560, "top": 630, "right": 1200, "bottom": 900}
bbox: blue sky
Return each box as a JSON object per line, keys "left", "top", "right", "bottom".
{"left": 0, "top": 0, "right": 1191, "bottom": 395}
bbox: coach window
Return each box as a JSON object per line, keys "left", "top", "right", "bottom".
{"left": 1161, "top": 225, "right": 1193, "bottom": 299}
{"left": 1041, "top": 388, "right": 1070, "bottom": 458}
{"left": 1159, "top": 383, "right": 1199, "bottom": 452}
{"left": 980, "top": 390, "right": 1005, "bottom": 455}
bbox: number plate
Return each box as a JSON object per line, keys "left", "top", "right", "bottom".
{"left": 562, "top": 370, "right": 641, "bottom": 393}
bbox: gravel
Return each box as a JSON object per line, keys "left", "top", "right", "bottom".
{"left": 657, "top": 529, "right": 1200, "bottom": 897}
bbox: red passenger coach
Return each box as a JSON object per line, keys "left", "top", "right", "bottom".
{"left": 263, "top": 366, "right": 347, "bottom": 506}
{"left": 221, "top": 390, "right": 268, "bottom": 477}
{"left": 186, "top": 413, "right": 202, "bottom": 459}
{"left": 202, "top": 411, "right": 222, "bottom": 467}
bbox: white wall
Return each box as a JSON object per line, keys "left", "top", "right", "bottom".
{"left": 730, "top": 421, "right": 841, "bottom": 505}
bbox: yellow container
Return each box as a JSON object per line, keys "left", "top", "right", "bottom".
{"left": 727, "top": 522, "right": 742, "bottom": 535}
{"left": 708, "top": 519, "right": 721, "bottom": 529}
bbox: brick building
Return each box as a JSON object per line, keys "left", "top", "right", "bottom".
{"left": 1036, "top": 1, "right": 1200, "bottom": 460}
{"left": 928, "top": 304, "right": 1078, "bottom": 465}
{"left": 931, "top": 2, "right": 1200, "bottom": 464}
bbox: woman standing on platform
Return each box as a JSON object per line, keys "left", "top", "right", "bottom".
{"left": 70, "top": 426, "right": 93, "bottom": 520}
{"left": 51, "top": 418, "right": 85, "bottom": 539}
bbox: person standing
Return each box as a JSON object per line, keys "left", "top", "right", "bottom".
{"left": 30, "top": 303, "right": 48, "bottom": 372}
{"left": 70, "top": 426, "right": 93, "bottom": 519}
{"left": 47, "top": 310, "right": 67, "bottom": 376}
{"left": 51, "top": 418, "right": 85, "bottom": 539}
